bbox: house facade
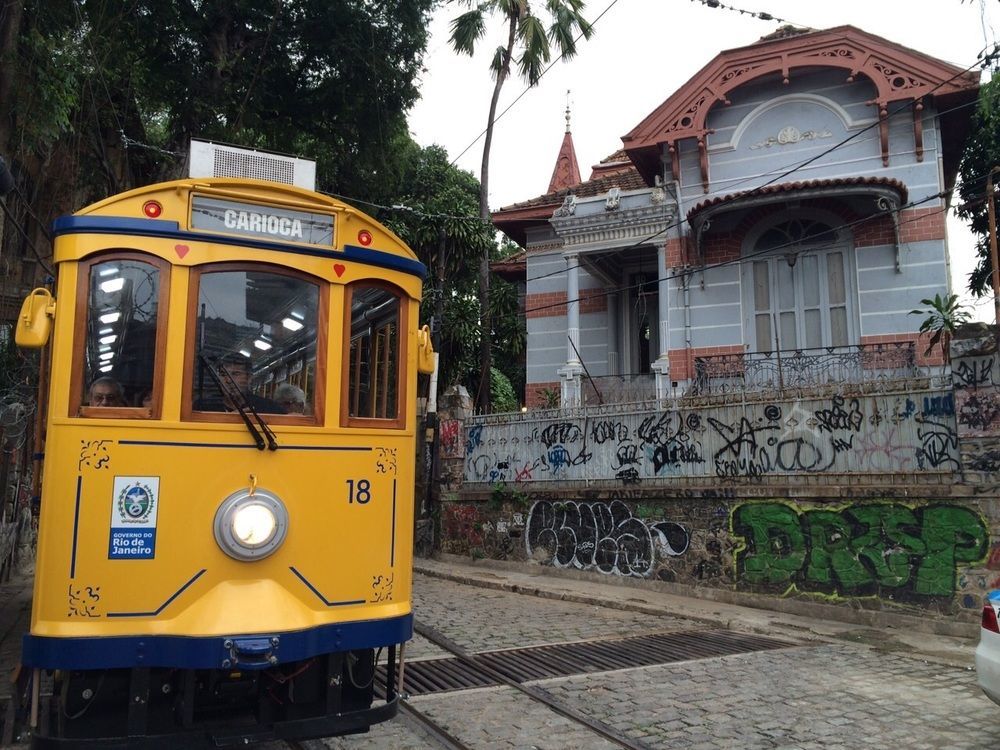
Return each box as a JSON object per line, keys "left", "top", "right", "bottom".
{"left": 492, "top": 25, "right": 980, "bottom": 408}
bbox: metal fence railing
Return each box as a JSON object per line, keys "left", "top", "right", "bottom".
{"left": 691, "top": 342, "right": 920, "bottom": 396}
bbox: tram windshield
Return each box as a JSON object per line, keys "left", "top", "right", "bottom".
{"left": 192, "top": 268, "right": 319, "bottom": 416}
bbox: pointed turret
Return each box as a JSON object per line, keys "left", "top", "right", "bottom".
{"left": 547, "top": 98, "right": 581, "bottom": 193}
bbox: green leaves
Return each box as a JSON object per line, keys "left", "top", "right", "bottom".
{"left": 909, "top": 293, "right": 972, "bottom": 354}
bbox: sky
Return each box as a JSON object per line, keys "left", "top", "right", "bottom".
{"left": 407, "top": 0, "right": 999, "bottom": 321}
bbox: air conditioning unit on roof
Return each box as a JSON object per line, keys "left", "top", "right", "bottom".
{"left": 189, "top": 140, "right": 316, "bottom": 191}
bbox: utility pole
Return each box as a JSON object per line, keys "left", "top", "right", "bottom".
{"left": 988, "top": 166, "right": 1000, "bottom": 337}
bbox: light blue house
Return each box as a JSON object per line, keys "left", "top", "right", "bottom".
{"left": 492, "top": 25, "right": 980, "bottom": 408}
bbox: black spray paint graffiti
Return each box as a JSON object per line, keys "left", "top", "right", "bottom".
{"left": 958, "top": 393, "right": 1000, "bottom": 432}
{"left": 954, "top": 356, "right": 996, "bottom": 388}
{"left": 526, "top": 500, "right": 689, "bottom": 577}
{"left": 464, "top": 391, "right": 960, "bottom": 484}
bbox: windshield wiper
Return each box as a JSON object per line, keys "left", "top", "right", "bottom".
{"left": 199, "top": 355, "right": 278, "bottom": 451}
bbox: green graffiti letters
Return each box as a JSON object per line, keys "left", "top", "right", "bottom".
{"left": 733, "top": 502, "right": 987, "bottom": 599}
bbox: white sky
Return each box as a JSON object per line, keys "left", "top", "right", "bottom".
{"left": 408, "top": 0, "right": 999, "bottom": 321}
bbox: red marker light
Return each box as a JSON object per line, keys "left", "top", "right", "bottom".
{"left": 143, "top": 201, "right": 163, "bottom": 218}
{"left": 358, "top": 230, "right": 373, "bottom": 247}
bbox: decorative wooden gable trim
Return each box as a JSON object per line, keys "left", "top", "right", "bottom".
{"left": 622, "top": 25, "right": 979, "bottom": 190}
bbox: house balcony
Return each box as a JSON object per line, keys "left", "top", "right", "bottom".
{"left": 690, "top": 342, "right": 925, "bottom": 398}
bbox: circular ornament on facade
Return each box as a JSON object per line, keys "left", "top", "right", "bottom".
{"left": 777, "top": 126, "right": 801, "bottom": 145}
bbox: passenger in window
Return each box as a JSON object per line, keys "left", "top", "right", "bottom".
{"left": 88, "top": 377, "right": 125, "bottom": 407}
{"left": 196, "top": 356, "right": 282, "bottom": 413}
{"left": 140, "top": 389, "right": 153, "bottom": 408}
{"left": 274, "top": 383, "right": 306, "bottom": 414}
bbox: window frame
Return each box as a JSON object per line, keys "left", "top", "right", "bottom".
{"left": 340, "top": 280, "right": 408, "bottom": 430}
{"left": 181, "top": 262, "right": 329, "bottom": 426}
{"left": 71, "top": 251, "right": 171, "bottom": 419}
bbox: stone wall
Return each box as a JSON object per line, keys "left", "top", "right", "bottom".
{"left": 434, "top": 335, "right": 1000, "bottom": 626}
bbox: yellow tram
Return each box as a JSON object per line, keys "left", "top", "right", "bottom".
{"left": 15, "top": 177, "right": 433, "bottom": 746}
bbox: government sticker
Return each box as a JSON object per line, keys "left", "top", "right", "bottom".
{"left": 108, "top": 476, "right": 159, "bottom": 560}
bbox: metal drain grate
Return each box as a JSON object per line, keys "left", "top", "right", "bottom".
{"left": 382, "top": 629, "right": 794, "bottom": 696}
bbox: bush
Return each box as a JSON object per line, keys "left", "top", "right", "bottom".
{"left": 490, "top": 367, "right": 518, "bottom": 413}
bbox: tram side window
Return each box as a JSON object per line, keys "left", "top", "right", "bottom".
{"left": 191, "top": 269, "right": 320, "bottom": 417}
{"left": 82, "top": 259, "right": 161, "bottom": 412}
{"left": 346, "top": 285, "right": 401, "bottom": 422}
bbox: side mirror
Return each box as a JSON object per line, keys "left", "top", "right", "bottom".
{"left": 15, "top": 288, "right": 56, "bottom": 349}
{"left": 416, "top": 324, "right": 435, "bottom": 374}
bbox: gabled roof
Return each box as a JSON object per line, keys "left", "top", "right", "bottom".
{"left": 622, "top": 25, "right": 980, "bottom": 183}
{"left": 492, "top": 153, "right": 647, "bottom": 246}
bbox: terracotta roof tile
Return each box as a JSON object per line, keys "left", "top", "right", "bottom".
{"left": 687, "top": 177, "right": 909, "bottom": 218}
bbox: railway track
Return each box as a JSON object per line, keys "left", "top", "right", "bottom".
{"left": 281, "top": 618, "right": 795, "bottom": 749}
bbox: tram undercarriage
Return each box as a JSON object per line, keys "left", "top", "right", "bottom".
{"left": 26, "top": 647, "right": 399, "bottom": 748}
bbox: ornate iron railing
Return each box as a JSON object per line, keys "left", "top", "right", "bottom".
{"left": 691, "top": 342, "right": 919, "bottom": 395}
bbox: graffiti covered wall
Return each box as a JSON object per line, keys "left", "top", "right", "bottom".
{"left": 438, "top": 493, "right": 993, "bottom": 617}
{"left": 463, "top": 390, "right": 958, "bottom": 485}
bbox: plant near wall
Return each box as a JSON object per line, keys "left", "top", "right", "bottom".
{"left": 909, "top": 293, "right": 972, "bottom": 355}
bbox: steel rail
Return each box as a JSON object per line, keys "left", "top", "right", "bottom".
{"left": 413, "top": 619, "right": 653, "bottom": 750}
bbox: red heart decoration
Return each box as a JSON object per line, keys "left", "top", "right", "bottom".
{"left": 334, "top": 263, "right": 346, "bottom": 278}
{"left": 175, "top": 244, "right": 190, "bottom": 259}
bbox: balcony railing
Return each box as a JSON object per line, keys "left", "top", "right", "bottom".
{"left": 691, "top": 342, "right": 920, "bottom": 396}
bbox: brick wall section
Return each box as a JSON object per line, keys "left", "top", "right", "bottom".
{"left": 860, "top": 332, "right": 948, "bottom": 366}
{"left": 689, "top": 200, "right": 945, "bottom": 257}
{"left": 898, "top": 207, "right": 946, "bottom": 244}
{"left": 666, "top": 237, "right": 685, "bottom": 267}
{"left": 702, "top": 231, "right": 741, "bottom": 265}
{"left": 525, "top": 381, "right": 561, "bottom": 408}
{"left": 525, "top": 289, "right": 607, "bottom": 318}
{"left": 668, "top": 345, "right": 745, "bottom": 381}
{"left": 853, "top": 215, "right": 896, "bottom": 247}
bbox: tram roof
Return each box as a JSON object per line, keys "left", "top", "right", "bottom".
{"left": 72, "top": 177, "right": 418, "bottom": 263}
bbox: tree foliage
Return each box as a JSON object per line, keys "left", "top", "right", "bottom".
{"left": 956, "top": 55, "right": 1000, "bottom": 296}
{"left": 381, "top": 143, "right": 525, "bottom": 401}
{"left": 0, "top": 0, "right": 435, "bottom": 261}
{"left": 448, "top": 0, "right": 592, "bottom": 410}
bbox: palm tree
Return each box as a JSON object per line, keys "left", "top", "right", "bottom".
{"left": 449, "top": 0, "right": 593, "bottom": 410}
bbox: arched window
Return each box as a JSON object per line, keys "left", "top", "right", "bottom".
{"left": 75, "top": 253, "right": 168, "bottom": 418}
{"left": 343, "top": 283, "right": 406, "bottom": 426}
{"left": 744, "top": 218, "right": 854, "bottom": 351}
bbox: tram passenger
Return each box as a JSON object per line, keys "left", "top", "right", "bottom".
{"left": 196, "top": 356, "right": 282, "bottom": 413}
{"left": 273, "top": 383, "right": 306, "bottom": 414}
{"left": 87, "top": 377, "right": 125, "bottom": 407}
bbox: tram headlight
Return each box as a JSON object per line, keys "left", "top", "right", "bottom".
{"left": 214, "top": 489, "right": 288, "bottom": 561}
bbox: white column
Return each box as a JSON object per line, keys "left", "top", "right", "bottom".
{"left": 558, "top": 251, "right": 584, "bottom": 407}
{"left": 566, "top": 252, "right": 581, "bottom": 364}
{"left": 651, "top": 241, "right": 672, "bottom": 401}
{"left": 606, "top": 291, "right": 619, "bottom": 376}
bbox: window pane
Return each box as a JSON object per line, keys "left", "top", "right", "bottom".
{"left": 801, "top": 255, "right": 819, "bottom": 306}
{"left": 828, "top": 252, "right": 846, "bottom": 305}
{"left": 831, "top": 307, "right": 848, "bottom": 346}
{"left": 753, "top": 261, "right": 769, "bottom": 311}
{"left": 779, "top": 311, "right": 797, "bottom": 349}
{"left": 85, "top": 259, "right": 159, "bottom": 408}
{"left": 805, "top": 309, "right": 822, "bottom": 349}
{"left": 755, "top": 314, "right": 772, "bottom": 351}
{"left": 348, "top": 286, "right": 400, "bottom": 419}
{"left": 193, "top": 270, "right": 319, "bottom": 415}
{"left": 776, "top": 261, "right": 795, "bottom": 309}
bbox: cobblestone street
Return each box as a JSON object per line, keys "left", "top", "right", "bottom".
{"left": 318, "top": 569, "right": 999, "bottom": 750}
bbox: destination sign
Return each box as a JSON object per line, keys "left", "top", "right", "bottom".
{"left": 191, "top": 196, "right": 335, "bottom": 247}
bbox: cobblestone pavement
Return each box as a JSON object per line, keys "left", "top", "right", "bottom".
{"left": 318, "top": 572, "right": 998, "bottom": 750}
